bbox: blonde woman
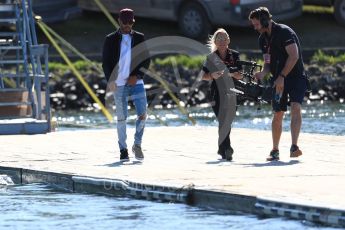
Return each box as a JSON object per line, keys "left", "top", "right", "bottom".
{"left": 201, "top": 28, "right": 243, "bottom": 161}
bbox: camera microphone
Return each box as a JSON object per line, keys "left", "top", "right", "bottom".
{"left": 236, "top": 60, "right": 262, "bottom": 68}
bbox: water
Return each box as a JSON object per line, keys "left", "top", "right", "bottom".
{"left": 52, "top": 101, "right": 345, "bottom": 135}
{"left": 31, "top": 101, "right": 343, "bottom": 229}
{"left": 0, "top": 183, "right": 336, "bottom": 230}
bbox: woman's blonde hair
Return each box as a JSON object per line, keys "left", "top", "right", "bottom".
{"left": 207, "top": 28, "right": 230, "bottom": 52}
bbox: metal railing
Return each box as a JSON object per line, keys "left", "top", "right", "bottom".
{"left": 0, "top": 0, "right": 50, "bottom": 125}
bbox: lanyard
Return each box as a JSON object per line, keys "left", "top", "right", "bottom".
{"left": 265, "top": 35, "right": 273, "bottom": 54}
{"left": 264, "top": 23, "right": 275, "bottom": 54}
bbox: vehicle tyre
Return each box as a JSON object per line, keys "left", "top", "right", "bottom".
{"left": 178, "top": 2, "right": 211, "bottom": 39}
{"left": 334, "top": 0, "right": 345, "bottom": 26}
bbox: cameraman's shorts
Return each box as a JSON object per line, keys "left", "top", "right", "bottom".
{"left": 271, "top": 76, "right": 307, "bottom": 112}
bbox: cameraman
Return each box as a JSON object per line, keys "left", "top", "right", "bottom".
{"left": 249, "top": 7, "right": 307, "bottom": 161}
{"left": 201, "top": 28, "right": 243, "bottom": 161}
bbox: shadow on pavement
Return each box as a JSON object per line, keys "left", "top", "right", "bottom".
{"left": 102, "top": 160, "right": 143, "bottom": 167}
{"left": 206, "top": 159, "right": 231, "bottom": 164}
{"left": 239, "top": 160, "right": 300, "bottom": 167}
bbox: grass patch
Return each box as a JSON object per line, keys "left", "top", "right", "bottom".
{"left": 49, "top": 62, "right": 70, "bottom": 72}
{"left": 311, "top": 50, "right": 345, "bottom": 64}
{"left": 153, "top": 55, "right": 205, "bottom": 69}
{"left": 49, "top": 60, "right": 96, "bottom": 72}
{"left": 46, "top": 50, "right": 344, "bottom": 74}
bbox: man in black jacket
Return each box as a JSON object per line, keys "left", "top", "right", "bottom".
{"left": 102, "top": 8, "right": 150, "bottom": 162}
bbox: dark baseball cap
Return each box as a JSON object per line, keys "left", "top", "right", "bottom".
{"left": 119, "top": 8, "right": 135, "bottom": 24}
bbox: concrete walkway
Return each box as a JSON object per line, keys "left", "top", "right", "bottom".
{"left": 1, "top": 126, "right": 344, "bottom": 211}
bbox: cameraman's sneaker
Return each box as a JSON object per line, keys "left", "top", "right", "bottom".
{"left": 290, "top": 144, "right": 302, "bottom": 158}
{"left": 266, "top": 149, "right": 280, "bottom": 161}
{"left": 132, "top": 144, "right": 144, "bottom": 160}
{"left": 120, "top": 149, "right": 129, "bottom": 162}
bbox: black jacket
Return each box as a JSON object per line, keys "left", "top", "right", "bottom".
{"left": 102, "top": 29, "right": 151, "bottom": 82}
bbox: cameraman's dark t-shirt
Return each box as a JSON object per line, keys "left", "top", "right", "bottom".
{"left": 258, "top": 22, "right": 304, "bottom": 80}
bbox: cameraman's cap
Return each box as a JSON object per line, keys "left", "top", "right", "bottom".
{"left": 119, "top": 8, "right": 135, "bottom": 24}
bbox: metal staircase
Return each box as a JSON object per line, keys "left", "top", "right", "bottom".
{"left": 0, "top": 0, "right": 51, "bottom": 134}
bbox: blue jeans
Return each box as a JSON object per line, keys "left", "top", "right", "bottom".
{"left": 114, "top": 84, "right": 147, "bottom": 150}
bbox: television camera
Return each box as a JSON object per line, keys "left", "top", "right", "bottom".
{"left": 228, "top": 60, "right": 273, "bottom": 104}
